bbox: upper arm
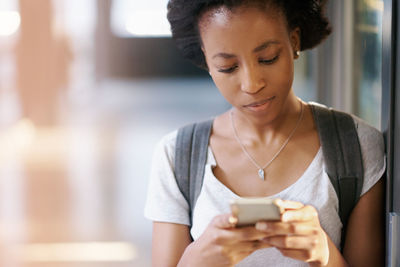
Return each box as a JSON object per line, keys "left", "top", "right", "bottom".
{"left": 152, "top": 222, "right": 192, "bottom": 267}
{"left": 342, "top": 177, "right": 385, "bottom": 266}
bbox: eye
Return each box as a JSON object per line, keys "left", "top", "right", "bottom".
{"left": 218, "top": 65, "right": 238, "bottom": 73}
{"left": 259, "top": 55, "right": 279, "bottom": 65}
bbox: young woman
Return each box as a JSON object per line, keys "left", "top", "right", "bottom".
{"left": 145, "top": 0, "right": 385, "bottom": 266}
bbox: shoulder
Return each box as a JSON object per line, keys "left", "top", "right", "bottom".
{"left": 159, "top": 130, "right": 178, "bottom": 150}
{"left": 349, "top": 114, "right": 385, "bottom": 167}
{"left": 145, "top": 128, "right": 191, "bottom": 225}
{"left": 350, "top": 115, "right": 384, "bottom": 152}
{"left": 309, "top": 102, "right": 384, "bottom": 151}
{"left": 153, "top": 130, "right": 178, "bottom": 169}
{"left": 309, "top": 102, "right": 385, "bottom": 195}
{"left": 350, "top": 114, "right": 385, "bottom": 195}
{"left": 154, "top": 118, "right": 214, "bottom": 168}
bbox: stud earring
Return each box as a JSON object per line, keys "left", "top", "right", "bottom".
{"left": 295, "top": 50, "right": 300, "bottom": 59}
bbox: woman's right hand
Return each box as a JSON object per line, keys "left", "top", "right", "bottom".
{"left": 178, "top": 213, "right": 272, "bottom": 267}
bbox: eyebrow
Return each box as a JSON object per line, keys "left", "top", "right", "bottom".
{"left": 253, "top": 40, "right": 280, "bottom": 53}
{"left": 211, "top": 40, "right": 281, "bottom": 60}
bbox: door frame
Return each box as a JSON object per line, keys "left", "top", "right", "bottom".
{"left": 382, "top": 0, "right": 399, "bottom": 265}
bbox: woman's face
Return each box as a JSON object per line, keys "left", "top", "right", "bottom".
{"left": 199, "top": 6, "right": 300, "bottom": 121}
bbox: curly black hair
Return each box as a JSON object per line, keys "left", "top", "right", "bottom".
{"left": 167, "top": 0, "right": 332, "bottom": 69}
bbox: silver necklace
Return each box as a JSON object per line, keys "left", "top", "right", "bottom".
{"left": 230, "top": 101, "right": 304, "bottom": 180}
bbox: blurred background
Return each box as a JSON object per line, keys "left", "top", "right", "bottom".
{"left": 0, "top": 0, "right": 384, "bottom": 266}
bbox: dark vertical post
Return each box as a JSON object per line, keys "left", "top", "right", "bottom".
{"left": 381, "top": 0, "right": 399, "bottom": 266}
{"left": 392, "top": 0, "right": 400, "bottom": 215}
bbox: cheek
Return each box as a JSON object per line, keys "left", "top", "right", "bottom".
{"left": 211, "top": 75, "right": 239, "bottom": 100}
{"left": 267, "top": 58, "right": 294, "bottom": 89}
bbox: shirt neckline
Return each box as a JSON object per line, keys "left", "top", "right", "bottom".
{"left": 205, "top": 146, "right": 323, "bottom": 198}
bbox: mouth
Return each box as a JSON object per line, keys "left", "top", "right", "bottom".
{"left": 243, "top": 96, "right": 276, "bottom": 108}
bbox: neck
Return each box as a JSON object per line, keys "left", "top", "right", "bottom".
{"left": 231, "top": 92, "right": 302, "bottom": 145}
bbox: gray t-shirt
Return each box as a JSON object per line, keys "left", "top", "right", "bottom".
{"left": 144, "top": 115, "right": 385, "bottom": 266}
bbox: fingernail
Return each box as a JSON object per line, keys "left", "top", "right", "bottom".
{"left": 274, "top": 198, "right": 283, "bottom": 206}
{"left": 255, "top": 222, "right": 268, "bottom": 231}
{"left": 228, "top": 215, "right": 238, "bottom": 225}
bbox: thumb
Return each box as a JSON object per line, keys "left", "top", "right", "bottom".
{"left": 211, "top": 213, "right": 238, "bottom": 229}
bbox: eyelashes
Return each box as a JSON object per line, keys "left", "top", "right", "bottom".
{"left": 218, "top": 65, "right": 238, "bottom": 73}
{"left": 217, "top": 54, "right": 280, "bottom": 74}
{"left": 259, "top": 55, "right": 279, "bottom": 65}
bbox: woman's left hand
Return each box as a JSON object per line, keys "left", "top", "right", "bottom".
{"left": 255, "top": 199, "right": 329, "bottom": 266}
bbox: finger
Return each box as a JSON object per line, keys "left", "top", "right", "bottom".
{"left": 222, "top": 226, "right": 271, "bottom": 242}
{"left": 274, "top": 199, "right": 304, "bottom": 211}
{"left": 232, "top": 240, "right": 273, "bottom": 253}
{"left": 264, "top": 235, "right": 320, "bottom": 250}
{"left": 211, "top": 213, "right": 238, "bottom": 229}
{"left": 255, "top": 221, "right": 318, "bottom": 236}
{"left": 281, "top": 205, "right": 318, "bottom": 222}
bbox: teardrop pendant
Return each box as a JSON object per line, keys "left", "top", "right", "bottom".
{"left": 258, "top": 169, "right": 265, "bottom": 180}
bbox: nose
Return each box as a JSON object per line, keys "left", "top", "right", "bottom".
{"left": 240, "top": 64, "right": 265, "bottom": 94}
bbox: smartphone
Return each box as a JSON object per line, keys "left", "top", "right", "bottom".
{"left": 230, "top": 198, "right": 282, "bottom": 227}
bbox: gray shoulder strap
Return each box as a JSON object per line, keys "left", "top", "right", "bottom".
{"left": 174, "top": 120, "right": 213, "bottom": 226}
{"left": 310, "top": 103, "right": 363, "bottom": 246}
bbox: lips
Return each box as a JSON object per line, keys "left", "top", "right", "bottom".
{"left": 244, "top": 96, "right": 275, "bottom": 108}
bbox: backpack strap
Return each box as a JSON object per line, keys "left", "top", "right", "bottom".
{"left": 310, "top": 103, "right": 364, "bottom": 249}
{"left": 174, "top": 120, "right": 213, "bottom": 228}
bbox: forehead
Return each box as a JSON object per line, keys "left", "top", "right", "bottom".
{"left": 198, "top": 6, "right": 289, "bottom": 51}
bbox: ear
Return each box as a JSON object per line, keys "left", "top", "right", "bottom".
{"left": 290, "top": 27, "right": 301, "bottom": 52}
{"left": 201, "top": 45, "right": 207, "bottom": 57}
{"left": 201, "top": 46, "right": 210, "bottom": 72}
